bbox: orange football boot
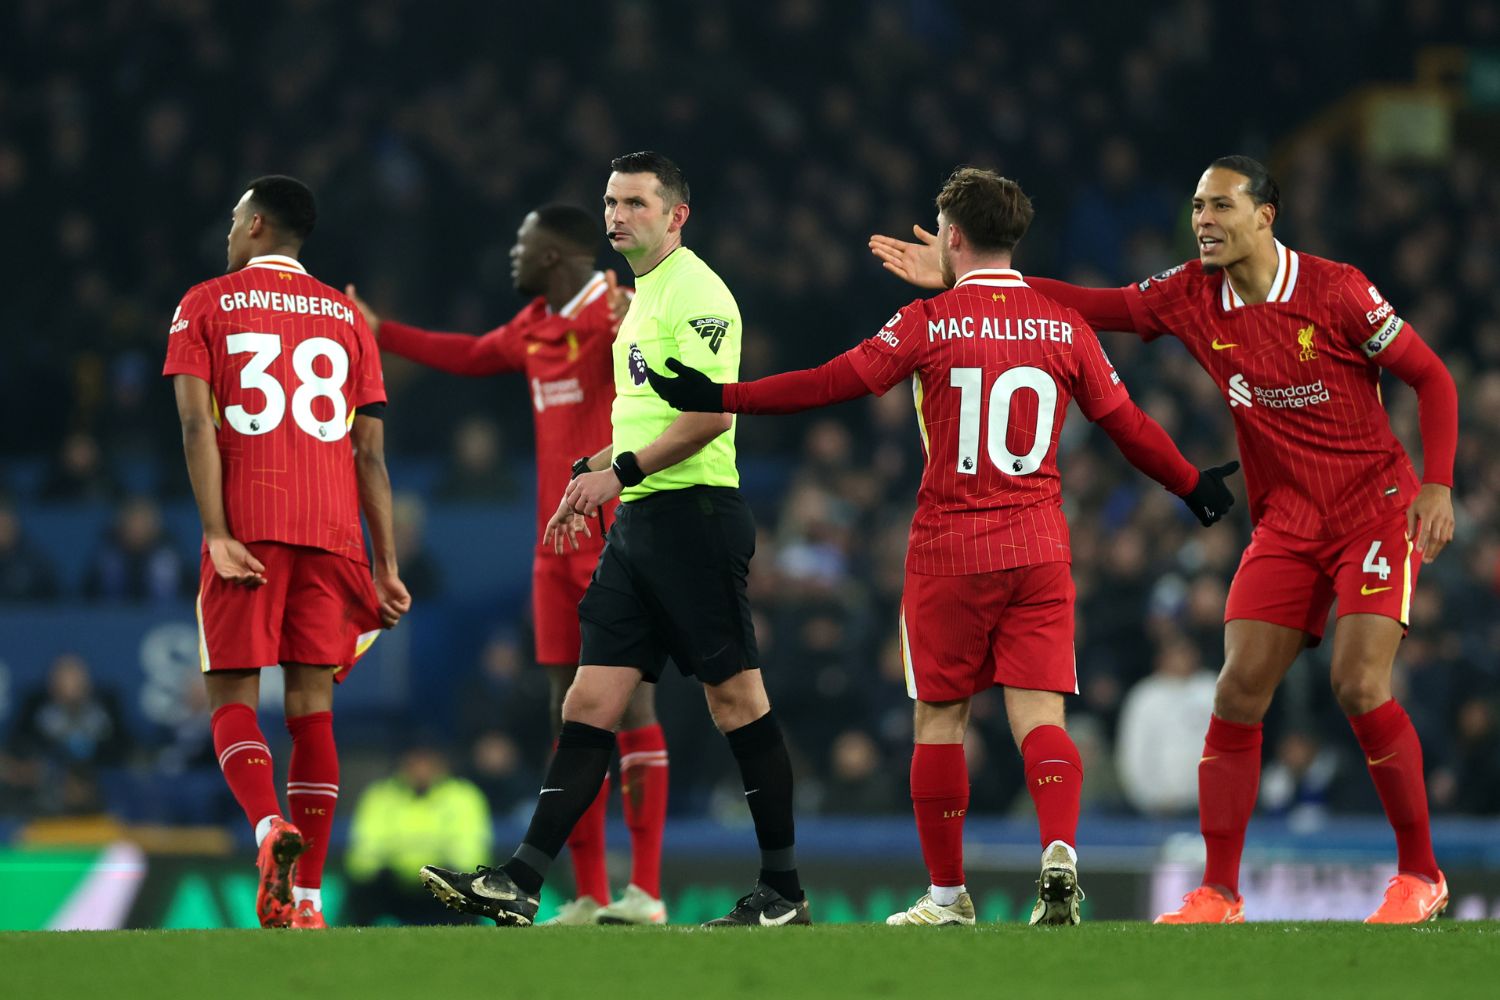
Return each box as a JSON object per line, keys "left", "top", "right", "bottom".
{"left": 1154, "top": 886, "right": 1245, "bottom": 924}
{"left": 255, "top": 818, "right": 305, "bottom": 928}
{"left": 290, "top": 899, "right": 328, "bottom": 930}
{"left": 1365, "top": 872, "right": 1448, "bottom": 924}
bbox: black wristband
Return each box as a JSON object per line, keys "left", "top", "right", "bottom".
{"left": 571, "top": 456, "right": 592, "bottom": 479}
{"left": 611, "top": 450, "right": 646, "bottom": 488}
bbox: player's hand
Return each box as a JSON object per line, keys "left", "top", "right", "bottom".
{"left": 868, "top": 225, "right": 948, "bottom": 290}
{"left": 543, "top": 496, "right": 592, "bottom": 554}
{"left": 604, "top": 269, "right": 633, "bottom": 332}
{"left": 207, "top": 536, "right": 267, "bottom": 588}
{"left": 1407, "top": 483, "right": 1454, "bottom": 563}
{"left": 374, "top": 569, "right": 412, "bottom": 628}
{"left": 1181, "top": 461, "right": 1239, "bottom": 526}
{"left": 343, "top": 283, "right": 382, "bottom": 337}
{"left": 645, "top": 357, "right": 725, "bottom": 412}
{"left": 564, "top": 468, "right": 622, "bottom": 517}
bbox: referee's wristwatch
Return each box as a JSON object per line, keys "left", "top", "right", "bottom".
{"left": 570, "top": 456, "right": 592, "bottom": 479}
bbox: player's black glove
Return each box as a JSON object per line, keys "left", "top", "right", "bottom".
{"left": 645, "top": 357, "right": 726, "bottom": 412}
{"left": 1181, "top": 461, "right": 1239, "bottom": 526}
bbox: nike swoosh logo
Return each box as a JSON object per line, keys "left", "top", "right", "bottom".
{"left": 1361, "top": 585, "right": 1392, "bottom": 595}
{"left": 1211, "top": 340, "right": 1238, "bottom": 350}
{"left": 1367, "top": 752, "right": 1398, "bottom": 766}
{"left": 758, "top": 906, "right": 801, "bottom": 926}
{"left": 540, "top": 787, "right": 563, "bottom": 795}
{"left": 1199, "top": 756, "right": 1219, "bottom": 763}
{"left": 744, "top": 789, "right": 760, "bottom": 797}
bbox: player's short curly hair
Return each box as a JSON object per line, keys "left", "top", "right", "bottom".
{"left": 935, "top": 167, "right": 1033, "bottom": 253}
{"left": 246, "top": 175, "right": 316, "bottom": 243}
{"left": 609, "top": 151, "right": 690, "bottom": 208}
{"left": 534, "top": 203, "right": 602, "bottom": 252}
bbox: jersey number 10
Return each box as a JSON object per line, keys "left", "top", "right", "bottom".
{"left": 224, "top": 333, "right": 351, "bottom": 442}
{"left": 949, "top": 365, "right": 1058, "bottom": 477}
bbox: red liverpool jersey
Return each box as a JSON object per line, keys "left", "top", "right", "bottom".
{"left": 163, "top": 254, "right": 386, "bottom": 563}
{"left": 846, "top": 268, "right": 1129, "bottom": 575}
{"left": 1123, "top": 243, "right": 1419, "bottom": 539}
{"left": 378, "top": 272, "right": 617, "bottom": 554}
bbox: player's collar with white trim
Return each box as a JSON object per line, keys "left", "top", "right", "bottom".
{"left": 1220, "top": 240, "right": 1299, "bottom": 310}
{"left": 954, "top": 267, "right": 1028, "bottom": 288}
{"left": 549, "top": 271, "right": 608, "bottom": 318}
{"left": 245, "top": 254, "right": 308, "bottom": 274}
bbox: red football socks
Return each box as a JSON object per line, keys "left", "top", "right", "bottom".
{"left": 286, "top": 711, "right": 338, "bottom": 890}
{"left": 618, "top": 724, "right": 669, "bottom": 899}
{"left": 1349, "top": 699, "right": 1440, "bottom": 882}
{"left": 567, "top": 773, "right": 611, "bottom": 905}
{"left": 212, "top": 703, "right": 282, "bottom": 832}
{"left": 1021, "top": 724, "right": 1083, "bottom": 848}
{"left": 1198, "top": 715, "right": 1263, "bottom": 898}
{"left": 910, "top": 743, "right": 968, "bottom": 887}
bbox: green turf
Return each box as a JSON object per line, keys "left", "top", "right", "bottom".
{"left": 5, "top": 922, "right": 1498, "bottom": 999}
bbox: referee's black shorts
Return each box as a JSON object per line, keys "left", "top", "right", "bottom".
{"left": 578, "top": 485, "right": 758, "bottom": 685}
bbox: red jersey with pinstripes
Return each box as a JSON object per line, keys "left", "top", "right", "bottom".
{"left": 846, "top": 268, "right": 1129, "bottom": 575}
{"left": 1123, "top": 245, "right": 1419, "bottom": 540}
{"left": 163, "top": 254, "right": 385, "bottom": 564}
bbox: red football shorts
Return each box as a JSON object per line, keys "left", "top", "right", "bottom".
{"left": 899, "top": 561, "right": 1077, "bottom": 701}
{"left": 1225, "top": 512, "right": 1420, "bottom": 642}
{"left": 196, "top": 541, "right": 382, "bottom": 680}
{"left": 532, "top": 550, "right": 595, "bottom": 666}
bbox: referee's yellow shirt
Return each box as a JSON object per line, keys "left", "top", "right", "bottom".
{"left": 611, "top": 247, "right": 741, "bottom": 501}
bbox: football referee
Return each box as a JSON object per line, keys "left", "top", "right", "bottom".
{"left": 421, "top": 151, "right": 808, "bottom": 928}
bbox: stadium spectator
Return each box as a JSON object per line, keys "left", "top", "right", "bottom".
{"left": 1259, "top": 729, "right": 1340, "bottom": 828}
{"left": 1115, "top": 637, "right": 1217, "bottom": 816}
{"left": 345, "top": 740, "right": 492, "bottom": 925}
{"left": 0, "top": 502, "right": 60, "bottom": 602}
{"left": 39, "top": 432, "right": 120, "bottom": 503}
{"left": 818, "top": 729, "right": 902, "bottom": 816}
{"left": 5, "top": 653, "right": 131, "bottom": 815}
{"left": 81, "top": 496, "right": 191, "bottom": 603}
{"left": 392, "top": 493, "right": 443, "bottom": 601}
{"left": 433, "top": 417, "right": 518, "bottom": 502}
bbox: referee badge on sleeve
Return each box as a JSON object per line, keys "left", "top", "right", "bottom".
{"left": 687, "top": 316, "right": 731, "bottom": 354}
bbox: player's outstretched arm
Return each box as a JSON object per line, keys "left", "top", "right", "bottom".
{"left": 352, "top": 413, "right": 412, "bottom": 628}
{"left": 1093, "top": 400, "right": 1238, "bottom": 526}
{"left": 174, "top": 374, "right": 266, "bottom": 587}
{"left": 868, "top": 225, "right": 948, "bottom": 290}
{"left": 348, "top": 282, "right": 519, "bottom": 378}
{"left": 647, "top": 354, "right": 871, "bottom": 416}
{"left": 1026, "top": 277, "right": 1140, "bottom": 333}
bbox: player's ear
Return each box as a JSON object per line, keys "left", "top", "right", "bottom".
{"left": 668, "top": 202, "right": 690, "bottom": 233}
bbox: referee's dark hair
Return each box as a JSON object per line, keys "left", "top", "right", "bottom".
{"left": 534, "top": 203, "right": 602, "bottom": 253}
{"left": 610, "top": 151, "right": 690, "bottom": 208}
{"left": 1208, "top": 155, "right": 1280, "bottom": 217}
{"left": 246, "top": 175, "right": 317, "bottom": 243}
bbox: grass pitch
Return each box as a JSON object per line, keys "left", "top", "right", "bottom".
{"left": 5, "top": 922, "right": 1497, "bottom": 1000}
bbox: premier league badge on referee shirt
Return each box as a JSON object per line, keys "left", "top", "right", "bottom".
{"left": 687, "top": 315, "right": 730, "bottom": 354}
{"left": 628, "top": 343, "right": 649, "bottom": 386}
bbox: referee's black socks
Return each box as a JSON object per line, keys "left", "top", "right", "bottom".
{"left": 725, "top": 711, "right": 804, "bottom": 902}
{"left": 503, "top": 720, "right": 616, "bottom": 896}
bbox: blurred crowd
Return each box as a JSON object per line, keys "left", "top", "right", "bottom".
{"left": 3, "top": 0, "right": 1499, "bottom": 834}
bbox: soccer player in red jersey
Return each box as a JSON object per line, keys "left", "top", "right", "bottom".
{"left": 650, "top": 167, "right": 1237, "bottom": 926}
{"left": 345, "top": 205, "right": 670, "bottom": 925}
{"left": 164, "top": 176, "right": 412, "bottom": 929}
{"left": 871, "top": 155, "right": 1460, "bottom": 924}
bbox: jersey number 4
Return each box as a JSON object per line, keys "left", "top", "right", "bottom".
{"left": 950, "top": 366, "right": 1058, "bottom": 477}
{"left": 224, "top": 333, "right": 350, "bottom": 442}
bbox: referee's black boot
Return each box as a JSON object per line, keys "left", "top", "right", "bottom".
{"left": 419, "top": 864, "right": 539, "bottom": 927}
{"left": 704, "top": 882, "right": 812, "bottom": 927}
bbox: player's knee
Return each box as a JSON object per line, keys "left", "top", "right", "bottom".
{"left": 560, "top": 680, "right": 623, "bottom": 730}
{"left": 1330, "top": 669, "right": 1390, "bottom": 716}
{"left": 1212, "top": 668, "right": 1272, "bottom": 722}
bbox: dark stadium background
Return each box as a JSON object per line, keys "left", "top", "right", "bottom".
{"left": 3, "top": 0, "right": 1499, "bottom": 927}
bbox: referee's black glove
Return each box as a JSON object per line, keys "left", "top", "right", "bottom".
{"left": 1181, "top": 461, "right": 1239, "bottom": 526}
{"left": 645, "top": 357, "right": 726, "bottom": 412}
